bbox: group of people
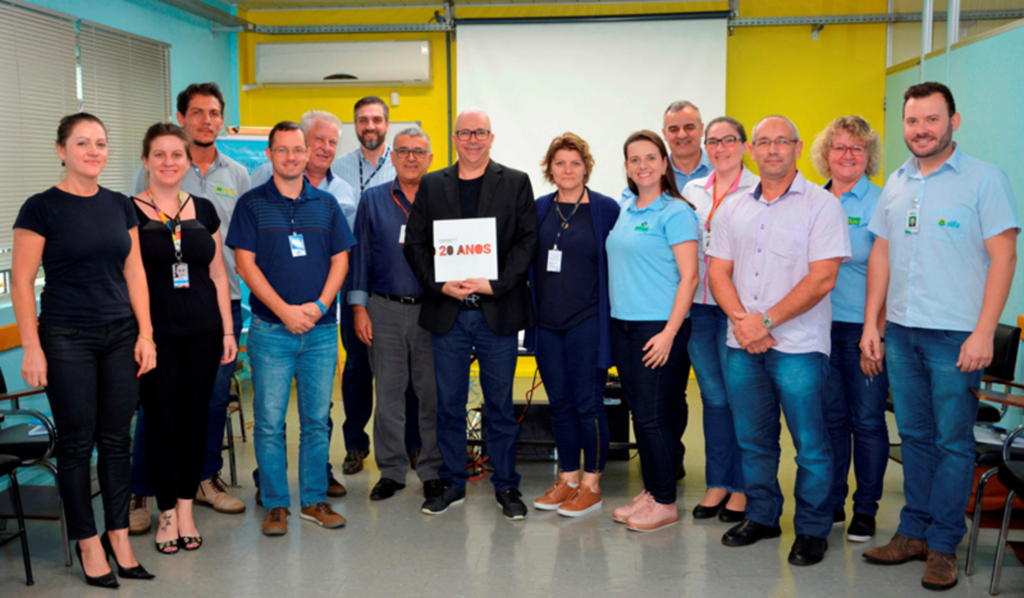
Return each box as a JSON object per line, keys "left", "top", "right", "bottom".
{"left": 10, "top": 79, "right": 1018, "bottom": 593}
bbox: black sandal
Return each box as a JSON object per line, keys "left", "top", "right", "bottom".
{"left": 155, "top": 538, "right": 179, "bottom": 555}
{"left": 178, "top": 536, "right": 202, "bottom": 551}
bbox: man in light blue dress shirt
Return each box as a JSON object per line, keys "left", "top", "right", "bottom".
{"left": 861, "top": 82, "right": 1019, "bottom": 591}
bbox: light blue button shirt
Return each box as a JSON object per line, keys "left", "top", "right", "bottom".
{"left": 620, "top": 149, "right": 712, "bottom": 206}
{"left": 829, "top": 175, "right": 882, "bottom": 324}
{"left": 331, "top": 146, "right": 397, "bottom": 198}
{"left": 868, "top": 145, "right": 1020, "bottom": 332}
{"left": 607, "top": 193, "right": 700, "bottom": 321}
{"left": 250, "top": 162, "right": 359, "bottom": 230}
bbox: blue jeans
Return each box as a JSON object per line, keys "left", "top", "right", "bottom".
{"left": 132, "top": 300, "right": 241, "bottom": 495}
{"left": 339, "top": 293, "right": 421, "bottom": 453}
{"left": 727, "top": 348, "right": 832, "bottom": 538}
{"left": 687, "top": 303, "right": 743, "bottom": 493}
{"left": 432, "top": 310, "right": 520, "bottom": 493}
{"left": 886, "top": 322, "right": 981, "bottom": 553}
{"left": 611, "top": 318, "right": 691, "bottom": 504}
{"left": 535, "top": 317, "right": 609, "bottom": 473}
{"left": 249, "top": 318, "right": 338, "bottom": 510}
{"left": 825, "top": 321, "right": 890, "bottom": 516}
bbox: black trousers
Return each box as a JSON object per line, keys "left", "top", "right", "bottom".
{"left": 139, "top": 330, "right": 222, "bottom": 512}
{"left": 39, "top": 317, "right": 139, "bottom": 540}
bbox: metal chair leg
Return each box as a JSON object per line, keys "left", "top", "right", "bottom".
{"left": 990, "top": 490, "right": 1017, "bottom": 595}
{"left": 8, "top": 473, "right": 34, "bottom": 585}
{"left": 968, "top": 467, "right": 999, "bottom": 575}
{"left": 226, "top": 412, "right": 238, "bottom": 487}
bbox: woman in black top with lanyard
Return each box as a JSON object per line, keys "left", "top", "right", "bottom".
{"left": 12, "top": 113, "right": 157, "bottom": 588}
{"left": 132, "top": 123, "right": 237, "bottom": 554}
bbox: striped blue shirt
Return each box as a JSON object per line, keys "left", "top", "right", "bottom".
{"left": 250, "top": 163, "right": 359, "bottom": 230}
{"left": 331, "top": 146, "right": 397, "bottom": 198}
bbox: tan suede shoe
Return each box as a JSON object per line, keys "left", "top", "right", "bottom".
{"left": 262, "top": 507, "right": 290, "bottom": 536}
{"left": 557, "top": 485, "right": 603, "bottom": 517}
{"left": 299, "top": 502, "right": 346, "bottom": 529}
{"left": 863, "top": 533, "right": 929, "bottom": 565}
{"left": 922, "top": 551, "right": 958, "bottom": 591}
{"left": 532, "top": 479, "right": 577, "bottom": 511}
{"left": 128, "top": 495, "right": 152, "bottom": 535}
{"left": 196, "top": 475, "right": 246, "bottom": 514}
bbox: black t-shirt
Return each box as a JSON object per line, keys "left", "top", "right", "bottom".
{"left": 14, "top": 186, "right": 138, "bottom": 327}
{"left": 134, "top": 196, "right": 222, "bottom": 336}
{"left": 535, "top": 203, "right": 599, "bottom": 330}
{"left": 459, "top": 175, "right": 484, "bottom": 219}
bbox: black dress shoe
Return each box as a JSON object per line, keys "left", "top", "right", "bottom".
{"left": 101, "top": 532, "right": 155, "bottom": 579}
{"left": 423, "top": 479, "right": 445, "bottom": 500}
{"left": 719, "top": 507, "right": 746, "bottom": 523}
{"left": 75, "top": 541, "right": 119, "bottom": 589}
{"left": 692, "top": 493, "right": 730, "bottom": 519}
{"left": 370, "top": 478, "right": 406, "bottom": 500}
{"left": 722, "top": 519, "right": 783, "bottom": 547}
{"left": 788, "top": 534, "right": 828, "bottom": 566}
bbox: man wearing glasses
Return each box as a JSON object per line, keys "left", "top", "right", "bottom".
{"left": 227, "top": 121, "right": 356, "bottom": 536}
{"left": 404, "top": 109, "right": 538, "bottom": 520}
{"left": 707, "top": 115, "right": 850, "bottom": 566}
{"left": 347, "top": 128, "right": 443, "bottom": 502}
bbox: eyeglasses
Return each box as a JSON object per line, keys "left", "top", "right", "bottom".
{"left": 753, "top": 138, "right": 797, "bottom": 149}
{"left": 454, "top": 129, "right": 491, "bottom": 141}
{"left": 830, "top": 144, "right": 866, "bottom": 156}
{"left": 705, "top": 135, "right": 740, "bottom": 148}
{"left": 395, "top": 148, "right": 429, "bottom": 158}
{"left": 271, "top": 147, "right": 307, "bottom": 157}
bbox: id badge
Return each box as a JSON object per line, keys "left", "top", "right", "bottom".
{"left": 289, "top": 233, "right": 307, "bottom": 257}
{"left": 905, "top": 208, "right": 920, "bottom": 234}
{"left": 399, "top": 224, "right": 406, "bottom": 245}
{"left": 702, "top": 228, "right": 712, "bottom": 253}
{"left": 547, "top": 248, "right": 563, "bottom": 273}
{"left": 172, "top": 262, "right": 190, "bottom": 289}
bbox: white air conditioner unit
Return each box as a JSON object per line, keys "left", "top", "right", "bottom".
{"left": 251, "top": 40, "right": 431, "bottom": 89}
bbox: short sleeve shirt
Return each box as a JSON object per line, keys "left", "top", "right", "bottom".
{"left": 868, "top": 145, "right": 1020, "bottom": 331}
{"left": 606, "top": 193, "right": 699, "bottom": 321}
{"left": 829, "top": 175, "right": 882, "bottom": 324}
{"left": 251, "top": 163, "right": 360, "bottom": 231}
{"left": 707, "top": 172, "right": 852, "bottom": 355}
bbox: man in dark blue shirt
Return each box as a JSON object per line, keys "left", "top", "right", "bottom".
{"left": 348, "top": 127, "right": 443, "bottom": 502}
{"left": 226, "top": 121, "right": 356, "bottom": 536}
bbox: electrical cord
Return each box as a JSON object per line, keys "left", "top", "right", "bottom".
{"left": 466, "top": 366, "right": 542, "bottom": 482}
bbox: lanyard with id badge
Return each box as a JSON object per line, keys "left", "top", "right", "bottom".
{"left": 905, "top": 197, "right": 920, "bottom": 234}
{"left": 547, "top": 188, "right": 586, "bottom": 273}
{"left": 143, "top": 190, "right": 191, "bottom": 288}
{"left": 391, "top": 181, "right": 409, "bottom": 245}
{"left": 285, "top": 195, "right": 307, "bottom": 257}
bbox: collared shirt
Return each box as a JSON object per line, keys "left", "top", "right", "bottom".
{"left": 828, "top": 175, "right": 882, "bottom": 324}
{"left": 683, "top": 166, "right": 760, "bottom": 306}
{"left": 619, "top": 148, "right": 713, "bottom": 206}
{"left": 331, "top": 146, "right": 397, "bottom": 198}
{"left": 251, "top": 162, "right": 359, "bottom": 230}
{"left": 606, "top": 192, "right": 700, "bottom": 321}
{"left": 707, "top": 171, "right": 851, "bottom": 356}
{"left": 131, "top": 147, "right": 250, "bottom": 300}
{"left": 347, "top": 179, "right": 424, "bottom": 307}
{"left": 225, "top": 180, "right": 356, "bottom": 326}
{"left": 868, "top": 145, "right": 1020, "bottom": 332}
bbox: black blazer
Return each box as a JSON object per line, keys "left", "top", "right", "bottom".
{"left": 404, "top": 160, "right": 538, "bottom": 335}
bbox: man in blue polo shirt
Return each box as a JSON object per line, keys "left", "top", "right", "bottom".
{"left": 861, "top": 82, "right": 1019, "bottom": 591}
{"left": 227, "top": 121, "right": 356, "bottom": 537}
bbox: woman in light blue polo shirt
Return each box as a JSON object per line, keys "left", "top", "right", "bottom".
{"left": 607, "top": 130, "right": 699, "bottom": 532}
{"left": 810, "top": 115, "right": 889, "bottom": 544}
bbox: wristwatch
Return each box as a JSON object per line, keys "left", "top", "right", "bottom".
{"left": 762, "top": 313, "right": 774, "bottom": 330}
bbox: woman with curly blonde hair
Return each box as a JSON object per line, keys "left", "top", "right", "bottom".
{"left": 809, "top": 115, "right": 889, "bottom": 544}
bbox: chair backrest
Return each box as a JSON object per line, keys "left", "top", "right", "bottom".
{"left": 987, "top": 322, "right": 1023, "bottom": 381}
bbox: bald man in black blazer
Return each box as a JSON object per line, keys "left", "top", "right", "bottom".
{"left": 404, "top": 109, "right": 537, "bottom": 520}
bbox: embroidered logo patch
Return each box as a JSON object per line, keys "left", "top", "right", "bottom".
{"left": 214, "top": 185, "right": 237, "bottom": 197}
{"left": 634, "top": 222, "right": 650, "bottom": 233}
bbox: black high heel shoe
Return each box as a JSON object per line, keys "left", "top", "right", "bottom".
{"left": 101, "top": 532, "right": 155, "bottom": 580}
{"left": 75, "top": 540, "right": 120, "bottom": 589}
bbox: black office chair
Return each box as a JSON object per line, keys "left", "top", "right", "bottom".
{"left": 988, "top": 425, "right": 1024, "bottom": 595}
{"left": 0, "top": 444, "right": 33, "bottom": 585}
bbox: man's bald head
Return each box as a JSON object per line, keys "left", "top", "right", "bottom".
{"left": 752, "top": 115, "right": 800, "bottom": 142}
{"left": 453, "top": 108, "right": 494, "bottom": 170}
{"left": 454, "top": 108, "right": 492, "bottom": 131}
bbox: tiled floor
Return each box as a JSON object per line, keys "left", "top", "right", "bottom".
{"left": 2, "top": 378, "right": 1022, "bottom": 597}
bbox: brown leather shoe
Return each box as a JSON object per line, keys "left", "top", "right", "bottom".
{"left": 922, "top": 551, "right": 958, "bottom": 591}
{"left": 262, "top": 507, "right": 289, "bottom": 536}
{"left": 300, "top": 502, "right": 346, "bottom": 529}
{"left": 327, "top": 475, "right": 348, "bottom": 498}
{"left": 128, "top": 495, "right": 152, "bottom": 535}
{"left": 342, "top": 450, "right": 368, "bottom": 475}
{"left": 863, "top": 533, "right": 929, "bottom": 565}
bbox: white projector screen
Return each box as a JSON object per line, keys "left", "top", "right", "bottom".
{"left": 457, "top": 19, "right": 728, "bottom": 198}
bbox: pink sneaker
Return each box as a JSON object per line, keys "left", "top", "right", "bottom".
{"left": 612, "top": 490, "right": 652, "bottom": 524}
{"left": 627, "top": 500, "right": 679, "bottom": 532}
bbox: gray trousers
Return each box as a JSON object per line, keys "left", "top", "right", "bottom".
{"left": 367, "top": 294, "right": 442, "bottom": 483}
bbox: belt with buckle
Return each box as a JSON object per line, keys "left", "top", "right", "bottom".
{"left": 374, "top": 292, "right": 422, "bottom": 305}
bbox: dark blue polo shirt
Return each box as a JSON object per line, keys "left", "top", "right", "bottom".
{"left": 226, "top": 179, "right": 356, "bottom": 325}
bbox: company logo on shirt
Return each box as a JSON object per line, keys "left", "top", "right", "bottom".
{"left": 634, "top": 222, "right": 650, "bottom": 233}
{"left": 848, "top": 217, "right": 861, "bottom": 226}
{"left": 938, "top": 219, "right": 960, "bottom": 228}
{"left": 215, "top": 185, "right": 237, "bottom": 197}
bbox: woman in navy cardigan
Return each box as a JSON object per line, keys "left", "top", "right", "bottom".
{"left": 525, "top": 133, "right": 619, "bottom": 518}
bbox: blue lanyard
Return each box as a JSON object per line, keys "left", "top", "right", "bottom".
{"left": 358, "top": 148, "right": 390, "bottom": 194}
